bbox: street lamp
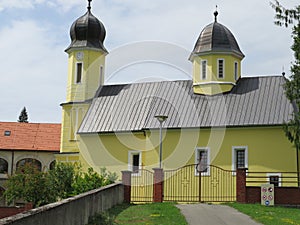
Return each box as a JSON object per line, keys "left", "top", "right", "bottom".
{"left": 155, "top": 115, "right": 168, "bottom": 168}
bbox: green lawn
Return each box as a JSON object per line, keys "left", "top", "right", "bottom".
{"left": 87, "top": 202, "right": 188, "bottom": 225}
{"left": 227, "top": 203, "right": 300, "bottom": 225}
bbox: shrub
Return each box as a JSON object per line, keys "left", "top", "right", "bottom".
{"left": 4, "top": 162, "right": 118, "bottom": 207}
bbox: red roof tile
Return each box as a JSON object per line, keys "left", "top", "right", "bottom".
{"left": 0, "top": 122, "right": 61, "bottom": 152}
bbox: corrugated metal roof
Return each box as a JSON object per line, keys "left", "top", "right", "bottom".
{"left": 191, "top": 22, "right": 244, "bottom": 59}
{"left": 78, "top": 76, "right": 294, "bottom": 134}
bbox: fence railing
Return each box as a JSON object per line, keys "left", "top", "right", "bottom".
{"left": 246, "top": 171, "right": 299, "bottom": 187}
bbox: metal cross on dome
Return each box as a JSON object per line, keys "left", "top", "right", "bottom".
{"left": 87, "top": 0, "right": 92, "bottom": 11}
{"left": 214, "top": 5, "right": 218, "bottom": 22}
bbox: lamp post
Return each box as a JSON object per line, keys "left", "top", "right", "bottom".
{"left": 155, "top": 115, "right": 168, "bottom": 168}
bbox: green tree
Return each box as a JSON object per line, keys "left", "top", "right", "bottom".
{"left": 18, "top": 107, "right": 29, "bottom": 123}
{"left": 72, "top": 167, "right": 118, "bottom": 195}
{"left": 4, "top": 163, "right": 52, "bottom": 207}
{"left": 47, "top": 162, "right": 79, "bottom": 200}
{"left": 271, "top": 1, "right": 300, "bottom": 186}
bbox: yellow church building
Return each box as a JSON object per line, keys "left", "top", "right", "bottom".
{"left": 57, "top": 1, "right": 298, "bottom": 198}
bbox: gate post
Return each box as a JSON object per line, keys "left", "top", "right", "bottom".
{"left": 236, "top": 168, "right": 247, "bottom": 203}
{"left": 153, "top": 168, "right": 164, "bottom": 202}
{"left": 122, "top": 171, "right": 132, "bottom": 203}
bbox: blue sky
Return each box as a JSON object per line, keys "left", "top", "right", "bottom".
{"left": 0, "top": 0, "right": 297, "bottom": 123}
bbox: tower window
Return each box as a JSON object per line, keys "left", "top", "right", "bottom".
{"left": 218, "top": 59, "right": 224, "bottom": 78}
{"left": 99, "top": 66, "right": 104, "bottom": 86}
{"left": 76, "top": 63, "right": 83, "bottom": 84}
{"left": 201, "top": 60, "right": 207, "bottom": 80}
{"left": 234, "top": 62, "right": 238, "bottom": 81}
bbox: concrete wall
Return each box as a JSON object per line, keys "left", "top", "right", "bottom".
{"left": 0, "top": 183, "right": 124, "bottom": 225}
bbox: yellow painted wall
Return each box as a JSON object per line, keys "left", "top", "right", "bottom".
{"left": 76, "top": 126, "right": 297, "bottom": 181}
{"left": 60, "top": 103, "right": 89, "bottom": 154}
{"left": 192, "top": 54, "right": 242, "bottom": 95}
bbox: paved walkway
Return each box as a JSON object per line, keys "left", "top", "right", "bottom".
{"left": 176, "top": 204, "right": 262, "bottom": 225}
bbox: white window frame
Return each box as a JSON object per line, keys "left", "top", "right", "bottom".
{"left": 267, "top": 173, "right": 282, "bottom": 187}
{"left": 195, "top": 147, "right": 210, "bottom": 176}
{"left": 232, "top": 146, "right": 248, "bottom": 173}
{"left": 201, "top": 60, "right": 207, "bottom": 80}
{"left": 234, "top": 61, "right": 238, "bottom": 81}
{"left": 75, "top": 62, "right": 83, "bottom": 84}
{"left": 217, "top": 58, "right": 225, "bottom": 79}
{"left": 128, "top": 150, "right": 142, "bottom": 176}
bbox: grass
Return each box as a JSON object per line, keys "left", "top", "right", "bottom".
{"left": 87, "top": 202, "right": 188, "bottom": 225}
{"left": 227, "top": 203, "right": 300, "bottom": 225}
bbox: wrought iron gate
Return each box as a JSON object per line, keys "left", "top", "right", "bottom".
{"left": 164, "top": 164, "right": 236, "bottom": 202}
{"left": 131, "top": 169, "right": 154, "bottom": 202}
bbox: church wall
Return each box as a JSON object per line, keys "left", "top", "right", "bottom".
{"left": 76, "top": 126, "right": 296, "bottom": 179}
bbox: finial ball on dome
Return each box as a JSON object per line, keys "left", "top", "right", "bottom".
{"left": 214, "top": 6, "right": 218, "bottom": 22}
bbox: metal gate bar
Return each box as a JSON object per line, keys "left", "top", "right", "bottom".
{"left": 200, "top": 165, "right": 236, "bottom": 202}
{"left": 131, "top": 169, "right": 154, "bottom": 202}
{"left": 164, "top": 164, "right": 236, "bottom": 202}
{"left": 164, "top": 164, "right": 200, "bottom": 202}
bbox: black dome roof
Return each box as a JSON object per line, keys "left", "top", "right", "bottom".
{"left": 66, "top": 5, "right": 107, "bottom": 52}
{"left": 191, "top": 20, "right": 244, "bottom": 59}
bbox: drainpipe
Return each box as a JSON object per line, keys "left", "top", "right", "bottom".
{"left": 11, "top": 151, "right": 14, "bottom": 175}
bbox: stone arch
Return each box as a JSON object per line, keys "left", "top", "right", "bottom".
{"left": 0, "top": 158, "right": 8, "bottom": 174}
{"left": 16, "top": 158, "right": 42, "bottom": 172}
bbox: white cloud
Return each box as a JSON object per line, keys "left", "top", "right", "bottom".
{"left": 0, "top": 0, "right": 298, "bottom": 122}
{"left": 0, "top": 0, "right": 45, "bottom": 10}
{"left": 0, "top": 20, "right": 66, "bottom": 122}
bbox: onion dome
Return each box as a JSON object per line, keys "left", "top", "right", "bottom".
{"left": 66, "top": 0, "right": 107, "bottom": 53}
{"left": 191, "top": 11, "right": 244, "bottom": 59}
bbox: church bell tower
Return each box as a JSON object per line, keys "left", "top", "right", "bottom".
{"left": 59, "top": 0, "right": 108, "bottom": 158}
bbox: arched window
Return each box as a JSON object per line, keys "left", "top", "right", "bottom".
{"left": 49, "top": 160, "right": 56, "bottom": 170}
{"left": 16, "top": 158, "right": 42, "bottom": 172}
{"left": 0, "top": 158, "right": 8, "bottom": 174}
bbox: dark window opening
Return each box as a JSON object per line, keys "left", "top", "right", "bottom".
{"left": 236, "top": 150, "right": 245, "bottom": 169}
{"left": 197, "top": 150, "right": 208, "bottom": 172}
{"left": 201, "top": 60, "right": 207, "bottom": 79}
{"left": 270, "top": 176, "right": 279, "bottom": 187}
{"left": 4, "top": 131, "right": 11, "bottom": 136}
{"left": 16, "top": 158, "right": 42, "bottom": 172}
{"left": 234, "top": 62, "right": 238, "bottom": 81}
{"left": 132, "top": 154, "right": 140, "bottom": 173}
{"left": 218, "top": 59, "right": 224, "bottom": 78}
{"left": 49, "top": 161, "right": 56, "bottom": 170}
{"left": 0, "top": 158, "right": 8, "bottom": 174}
{"left": 76, "top": 63, "right": 83, "bottom": 83}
